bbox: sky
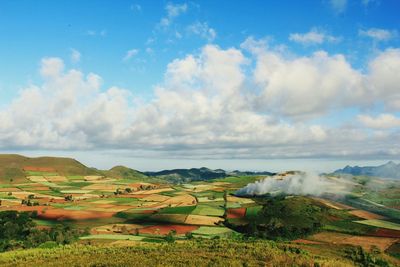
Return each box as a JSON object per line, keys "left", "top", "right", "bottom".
{"left": 0, "top": 0, "right": 399, "bottom": 172}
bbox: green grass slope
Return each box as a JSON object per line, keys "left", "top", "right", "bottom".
{"left": 0, "top": 240, "right": 356, "bottom": 267}
{"left": 104, "top": 165, "right": 148, "bottom": 180}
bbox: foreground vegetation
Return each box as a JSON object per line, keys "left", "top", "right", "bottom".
{"left": 0, "top": 211, "right": 86, "bottom": 252}
{"left": 0, "top": 239, "right": 368, "bottom": 267}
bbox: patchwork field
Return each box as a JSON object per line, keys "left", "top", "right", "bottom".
{"left": 1, "top": 160, "right": 400, "bottom": 267}
{"left": 309, "top": 232, "right": 399, "bottom": 251}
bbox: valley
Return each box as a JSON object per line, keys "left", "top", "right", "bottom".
{"left": 0, "top": 155, "right": 399, "bottom": 266}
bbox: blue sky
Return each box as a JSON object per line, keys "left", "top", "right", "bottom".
{"left": 0, "top": 0, "right": 399, "bottom": 172}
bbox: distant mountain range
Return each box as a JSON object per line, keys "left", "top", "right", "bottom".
{"left": 0, "top": 154, "right": 275, "bottom": 184}
{"left": 145, "top": 168, "right": 275, "bottom": 183}
{"left": 333, "top": 161, "right": 400, "bottom": 179}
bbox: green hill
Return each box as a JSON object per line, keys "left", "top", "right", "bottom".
{"left": 0, "top": 154, "right": 100, "bottom": 183}
{"left": 103, "top": 165, "right": 148, "bottom": 180}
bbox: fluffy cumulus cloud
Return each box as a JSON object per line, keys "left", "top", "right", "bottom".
{"left": 0, "top": 58, "right": 130, "bottom": 149}
{"left": 1, "top": 39, "right": 400, "bottom": 159}
{"left": 289, "top": 28, "right": 339, "bottom": 45}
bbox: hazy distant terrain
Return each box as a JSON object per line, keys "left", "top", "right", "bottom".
{"left": 334, "top": 161, "right": 400, "bottom": 179}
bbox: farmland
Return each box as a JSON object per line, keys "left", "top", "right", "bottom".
{"left": 0, "top": 155, "right": 399, "bottom": 266}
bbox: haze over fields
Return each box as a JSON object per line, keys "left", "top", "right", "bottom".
{"left": 0, "top": 0, "right": 399, "bottom": 172}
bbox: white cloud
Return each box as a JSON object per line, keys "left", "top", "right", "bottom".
{"left": 359, "top": 28, "right": 397, "bottom": 41}
{"left": 159, "top": 3, "right": 187, "bottom": 28}
{"left": 289, "top": 28, "right": 339, "bottom": 45}
{"left": 358, "top": 113, "right": 400, "bottom": 129}
{"left": 40, "top": 57, "right": 64, "bottom": 77}
{"left": 1, "top": 40, "right": 400, "bottom": 160}
{"left": 244, "top": 38, "right": 400, "bottom": 119}
{"left": 367, "top": 48, "right": 400, "bottom": 110}
{"left": 330, "top": 0, "right": 347, "bottom": 13}
{"left": 123, "top": 49, "right": 139, "bottom": 61}
{"left": 187, "top": 22, "right": 217, "bottom": 42}
{"left": 70, "top": 49, "right": 81, "bottom": 63}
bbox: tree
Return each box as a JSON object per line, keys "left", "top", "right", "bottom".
{"left": 165, "top": 230, "right": 176, "bottom": 243}
{"left": 125, "top": 188, "right": 132, "bottom": 193}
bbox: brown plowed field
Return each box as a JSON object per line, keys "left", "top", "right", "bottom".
{"left": 140, "top": 224, "right": 199, "bottom": 235}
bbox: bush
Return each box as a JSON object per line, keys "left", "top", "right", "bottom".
{"left": 38, "top": 241, "right": 58, "bottom": 249}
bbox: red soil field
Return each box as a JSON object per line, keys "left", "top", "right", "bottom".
{"left": 372, "top": 228, "right": 400, "bottom": 238}
{"left": 0, "top": 205, "right": 115, "bottom": 221}
{"left": 227, "top": 208, "right": 246, "bottom": 219}
{"left": 140, "top": 224, "right": 199, "bottom": 235}
{"left": 136, "top": 209, "right": 158, "bottom": 214}
{"left": 0, "top": 187, "right": 21, "bottom": 192}
{"left": 37, "top": 208, "right": 116, "bottom": 220}
{"left": 123, "top": 194, "right": 149, "bottom": 199}
{"left": 23, "top": 166, "right": 56, "bottom": 172}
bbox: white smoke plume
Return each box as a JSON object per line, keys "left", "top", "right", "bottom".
{"left": 236, "top": 172, "right": 344, "bottom": 196}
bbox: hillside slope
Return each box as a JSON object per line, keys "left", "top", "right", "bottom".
{"left": 103, "top": 165, "right": 148, "bottom": 180}
{"left": 0, "top": 154, "right": 99, "bottom": 182}
{"left": 0, "top": 240, "right": 357, "bottom": 267}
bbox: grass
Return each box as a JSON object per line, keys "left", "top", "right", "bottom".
{"left": 33, "top": 219, "right": 59, "bottom": 226}
{"left": 103, "top": 197, "right": 142, "bottom": 205}
{"left": 0, "top": 239, "right": 360, "bottom": 267}
{"left": 59, "top": 181, "right": 92, "bottom": 187}
{"left": 213, "top": 176, "right": 262, "bottom": 186}
{"left": 80, "top": 234, "right": 145, "bottom": 241}
{"left": 245, "top": 205, "right": 262, "bottom": 219}
{"left": 60, "top": 189, "right": 92, "bottom": 194}
{"left": 26, "top": 171, "right": 59, "bottom": 176}
{"left": 191, "top": 204, "right": 224, "bottom": 216}
{"left": 354, "top": 219, "right": 400, "bottom": 230}
{"left": 116, "top": 211, "right": 153, "bottom": 220}
{"left": 158, "top": 205, "right": 196, "bottom": 214}
{"left": 323, "top": 220, "right": 376, "bottom": 235}
{"left": 67, "top": 175, "right": 84, "bottom": 180}
{"left": 191, "top": 226, "right": 233, "bottom": 236}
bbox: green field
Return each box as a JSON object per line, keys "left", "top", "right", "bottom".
{"left": 1, "top": 155, "right": 400, "bottom": 266}
{"left": 191, "top": 226, "right": 233, "bottom": 236}
{"left": 191, "top": 204, "right": 224, "bottom": 216}
{"left": 354, "top": 219, "right": 400, "bottom": 230}
{"left": 158, "top": 205, "right": 196, "bottom": 214}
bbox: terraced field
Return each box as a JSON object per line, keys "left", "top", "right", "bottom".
{"left": 1, "top": 158, "right": 400, "bottom": 266}
{"left": 0, "top": 167, "right": 267, "bottom": 242}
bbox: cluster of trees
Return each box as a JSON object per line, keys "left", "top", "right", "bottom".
{"left": 0, "top": 211, "right": 87, "bottom": 252}
{"left": 114, "top": 185, "right": 156, "bottom": 195}
{"left": 345, "top": 246, "right": 390, "bottom": 267}
{"left": 226, "top": 196, "right": 328, "bottom": 240}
